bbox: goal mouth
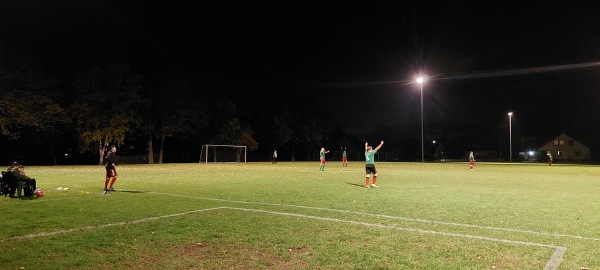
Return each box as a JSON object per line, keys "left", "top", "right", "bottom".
{"left": 200, "top": 145, "right": 247, "bottom": 163}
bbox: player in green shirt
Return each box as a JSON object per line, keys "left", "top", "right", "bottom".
{"left": 342, "top": 147, "right": 348, "bottom": 167}
{"left": 365, "top": 140, "right": 384, "bottom": 188}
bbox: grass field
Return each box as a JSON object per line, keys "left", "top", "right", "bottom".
{"left": 1, "top": 161, "right": 600, "bottom": 269}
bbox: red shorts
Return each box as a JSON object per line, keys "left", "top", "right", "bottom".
{"left": 320, "top": 158, "right": 326, "bottom": 164}
{"left": 106, "top": 168, "right": 117, "bottom": 178}
{"left": 342, "top": 158, "right": 347, "bottom": 162}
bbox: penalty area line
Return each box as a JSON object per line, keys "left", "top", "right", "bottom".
{"left": 227, "top": 207, "right": 565, "bottom": 270}
{"left": 147, "top": 191, "right": 600, "bottom": 242}
{"left": 1, "top": 207, "right": 226, "bottom": 242}
{"left": 1, "top": 205, "right": 565, "bottom": 269}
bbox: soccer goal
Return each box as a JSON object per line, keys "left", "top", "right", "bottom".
{"left": 200, "top": 144, "right": 247, "bottom": 163}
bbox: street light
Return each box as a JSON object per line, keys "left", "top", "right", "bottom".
{"left": 508, "top": 112, "right": 513, "bottom": 162}
{"left": 416, "top": 76, "right": 426, "bottom": 162}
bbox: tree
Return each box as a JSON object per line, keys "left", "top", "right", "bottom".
{"left": 137, "top": 84, "right": 155, "bottom": 163}
{"left": 0, "top": 47, "right": 70, "bottom": 164}
{"left": 157, "top": 100, "right": 207, "bottom": 163}
{"left": 199, "top": 98, "right": 245, "bottom": 162}
{"left": 280, "top": 96, "right": 328, "bottom": 161}
{"left": 0, "top": 90, "right": 67, "bottom": 140}
{"left": 272, "top": 109, "right": 293, "bottom": 157}
{"left": 236, "top": 125, "right": 259, "bottom": 151}
{"left": 0, "top": 89, "right": 70, "bottom": 162}
{"left": 235, "top": 124, "right": 259, "bottom": 161}
{"left": 152, "top": 81, "right": 208, "bottom": 163}
{"left": 202, "top": 99, "right": 241, "bottom": 145}
{"left": 70, "top": 63, "right": 143, "bottom": 165}
{"left": 249, "top": 94, "right": 329, "bottom": 161}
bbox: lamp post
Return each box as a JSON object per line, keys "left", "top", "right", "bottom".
{"left": 416, "top": 76, "right": 426, "bottom": 162}
{"left": 508, "top": 112, "right": 513, "bottom": 162}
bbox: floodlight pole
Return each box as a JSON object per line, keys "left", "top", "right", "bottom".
{"left": 416, "top": 76, "right": 426, "bottom": 162}
{"left": 508, "top": 112, "right": 513, "bottom": 162}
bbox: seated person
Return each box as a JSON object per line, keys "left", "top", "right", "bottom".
{"left": 0, "top": 171, "right": 7, "bottom": 196}
{"left": 7, "top": 161, "right": 37, "bottom": 192}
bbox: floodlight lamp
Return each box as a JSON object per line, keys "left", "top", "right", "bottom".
{"left": 528, "top": 151, "right": 534, "bottom": 156}
{"left": 416, "top": 76, "right": 425, "bottom": 84}
{"left": 508, "top": 112, "right": 513, "bottom": 116}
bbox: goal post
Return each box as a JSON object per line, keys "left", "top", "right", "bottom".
{"left": 200, "top": 144, "right": 247, "bottom": 163}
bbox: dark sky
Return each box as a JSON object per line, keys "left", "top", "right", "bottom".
{"left": 2, "top": 1, "right": 600, "bottom": 146}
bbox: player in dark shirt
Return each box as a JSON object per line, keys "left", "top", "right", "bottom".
{"left": 104, "top": 145, "right": 118, "bottom": 192}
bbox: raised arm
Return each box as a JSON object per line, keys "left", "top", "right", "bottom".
{"left": 365, "top": 141, "right": 368, "bottom": 151}
{"left": 375, "top": 140, "right": 384, "bottom": 151}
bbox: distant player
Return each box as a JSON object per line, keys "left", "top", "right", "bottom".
{"left": 342, "top": 147, "right": 348, "bottom": 167}
{"left": 365, "top": 140, "right": 384, "bottom": 188}
{"left": 469, "top": 151, "right": 475, "bottom": 170}
{"left": 104, "top": 145, "right": 118, "bottom": 192}
{"left": 547, "top": 152, "right": 553, "bottom": 165}
{"left": 319, "top": 147, "right": 330, "bottom": 171}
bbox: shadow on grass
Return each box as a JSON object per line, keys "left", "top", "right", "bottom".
{"left": 113, "top": 189, "right": 146, "bottom": 193}
{"left": 345, "top": 182, "right": 367, "bottom": 188}
{"left": 13, "top": 196, "right": 39, "bottom": 200}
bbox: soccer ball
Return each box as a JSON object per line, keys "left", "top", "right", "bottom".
{"left": 35, "top": 189, "right": 44, "bottom": 197}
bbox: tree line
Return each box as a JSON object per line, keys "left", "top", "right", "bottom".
{"left": 0, "top": 58, "right": 337, "bottom": 165}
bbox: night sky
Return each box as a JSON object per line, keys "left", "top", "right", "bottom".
{"left": 2, "top": 1, "right": 600, "bottom": 153}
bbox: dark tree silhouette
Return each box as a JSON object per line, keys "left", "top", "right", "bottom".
{"left": 70, "top": 63, "right": 143, "bottom": 165}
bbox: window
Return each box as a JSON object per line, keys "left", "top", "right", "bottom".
{"left": 557, "top": 150, "right": 563, "bottom": 156}
{"left": 554, "top": 140, "right": 559, "bottom": 146}
{"left": 575, "top": 151, "right": 581, "bottom": 156}
{"left": 559, "top": 140, "right": 564, "bottom": 146}
{"left": 569, "top": 140, "right": 574, "bottom": 146}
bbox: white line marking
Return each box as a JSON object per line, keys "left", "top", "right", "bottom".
{"left": 2, "top": 207, "right": 226, "bottom": 241}
{"left": 229, "top": 207, "right": 561, "bottom": 248}
{"left": 545, "top": 247, "right": 566, "bottom": 270}
{"left": 148, "top": 192, "right": 600, "bottom": 242}
{"left": 229, "top": 206, "right": 566, "bottom": 270}
{"left": 3, "top": 205, "right": 566, "bottom": 269}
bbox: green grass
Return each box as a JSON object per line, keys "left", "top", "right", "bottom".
{"left": 2, "top": 162, "right": 600, "bottom": 269}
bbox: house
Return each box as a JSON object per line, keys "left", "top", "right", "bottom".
{"left": 538, "top": 133, "right": 591, "bottom": 161}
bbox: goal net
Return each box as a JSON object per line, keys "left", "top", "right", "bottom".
{"left": 200, "top": 144, "right": 247, "bottom": 163}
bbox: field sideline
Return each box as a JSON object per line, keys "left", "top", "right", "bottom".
{"left": 1, "top": 162, "right": 599, "bottom": 269}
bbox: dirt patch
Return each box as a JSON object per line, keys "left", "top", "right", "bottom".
{"left": 128, "top": 241, "right": 313, "bottom": 269}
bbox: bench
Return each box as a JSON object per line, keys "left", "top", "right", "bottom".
{"left": 1, "top": 171, "right": 35, "bottom": 197}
